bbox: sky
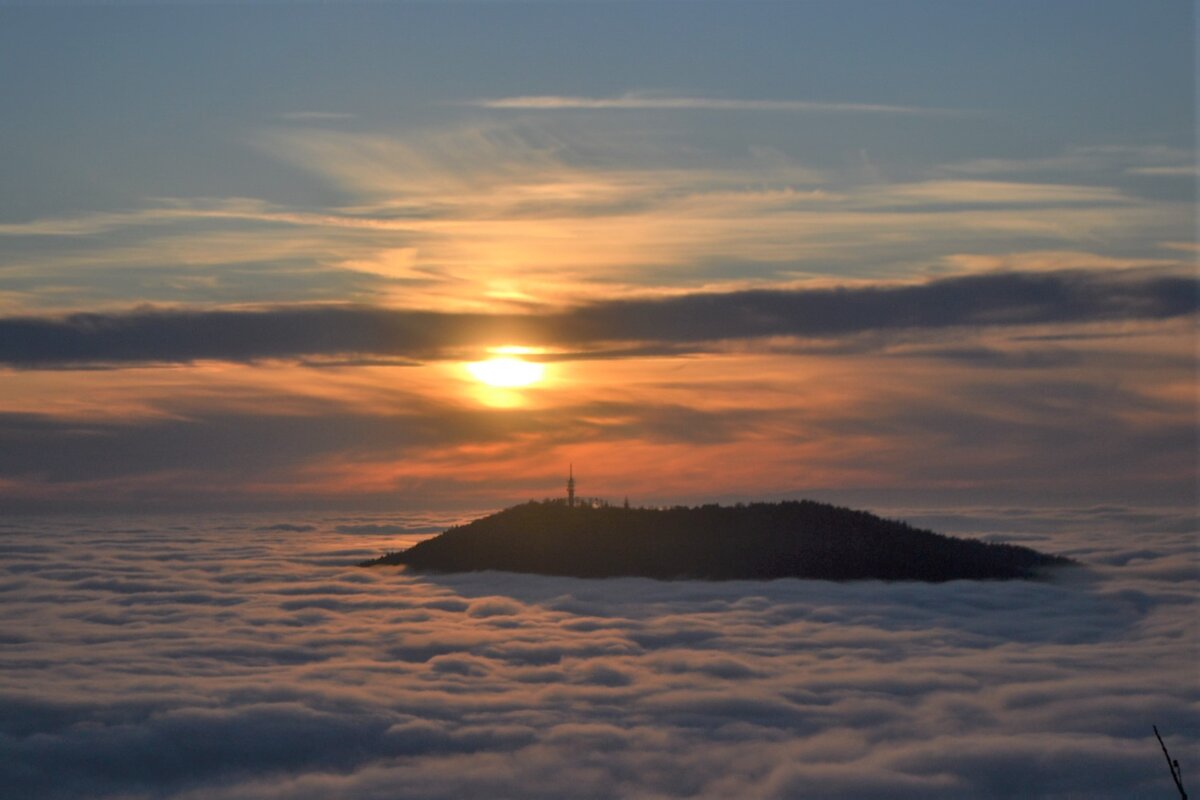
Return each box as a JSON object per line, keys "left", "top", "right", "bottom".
{"left": 0, "top": 0, "right": 1195, "bottom": 513}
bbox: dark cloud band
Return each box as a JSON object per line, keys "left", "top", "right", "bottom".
{"left": 1, "top": 271, "right": 1193, "bottom": 367}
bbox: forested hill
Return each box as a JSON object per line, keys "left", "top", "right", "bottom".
{"left": 361, "top": 500, "right": 1075, "bottom": 582}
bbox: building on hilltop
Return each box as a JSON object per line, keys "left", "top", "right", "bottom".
{"left": 567, "top": 464, "right": 576, "bottom": 508}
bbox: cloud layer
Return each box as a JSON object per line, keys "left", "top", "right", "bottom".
{"left": 0, "top": 507, "right": 1195, "bottom": 798}
{"left": 1, "top": 270, "right": 1193, "bottom": 368}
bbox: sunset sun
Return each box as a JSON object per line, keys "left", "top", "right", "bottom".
{"left": 466, "top": 355, "right": 545, "bottom": 388}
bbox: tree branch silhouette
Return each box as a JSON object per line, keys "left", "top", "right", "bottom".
{"left": 1155, "top": 724, "right": 1188, "bottom": 800}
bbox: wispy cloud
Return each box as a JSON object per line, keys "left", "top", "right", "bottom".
{"left": 469, "top": 92, "right": 955, "bottom": 115}
{"left": 868, "top": 180, "right": 1127, "bottom": 206}
{"left": 1, "top": 125, "right": 1188, "bottom": 316}
{"left": 1126, "top": 165, "right": 1196, "bottom": 177}
{"left": 942, "top": 145, "right": 1194, "bottom": 178}
{"left": 0, "top": 198, "right": 416, "bottom": 238}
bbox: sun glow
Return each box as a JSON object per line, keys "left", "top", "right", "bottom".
{"left": 466, "top": 355, "right": 545, "bottom": 388}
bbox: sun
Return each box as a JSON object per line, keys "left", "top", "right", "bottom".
{"left": 466, "top": 355, "right": 545, "bottom": 388}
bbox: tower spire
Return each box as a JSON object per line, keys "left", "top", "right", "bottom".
{"left": 567, "top": 464, "right": 576, "bottom": 508}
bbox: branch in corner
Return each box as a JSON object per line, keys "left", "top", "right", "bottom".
{"left": 1155, "top": 724, "right": 1188, "bottom": 800}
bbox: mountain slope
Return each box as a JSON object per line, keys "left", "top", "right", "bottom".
{"left": 362, "top": 500, "right": 1075, "bottom": 582}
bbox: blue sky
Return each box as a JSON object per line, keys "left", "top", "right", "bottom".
{"left": 3, "top": 1, "right": 1192, "bottom": 219}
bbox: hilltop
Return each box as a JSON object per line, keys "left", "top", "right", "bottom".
{"left": 360, "top": 500, "right": 1075, "bottom": 582}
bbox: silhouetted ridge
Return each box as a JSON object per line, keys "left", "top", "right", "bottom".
{"left": 361, "top": 500, "right": 1075, "bottom": 582}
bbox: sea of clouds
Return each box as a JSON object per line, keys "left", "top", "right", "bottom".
{"left": 1, "top": 504, "right": 1196, "bottom": 799}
